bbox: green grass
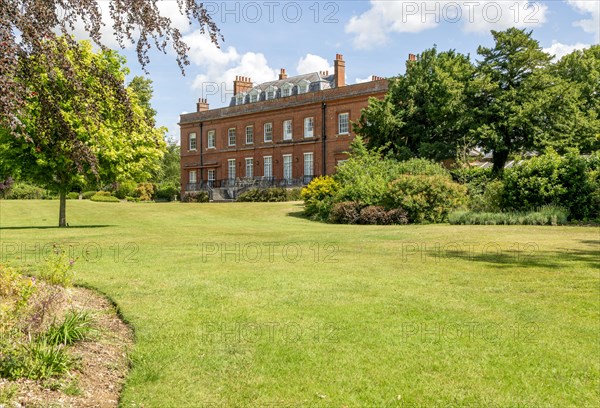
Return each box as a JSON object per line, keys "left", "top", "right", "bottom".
{"left": 0, "top": 200, "right": 598, "bottom": 407}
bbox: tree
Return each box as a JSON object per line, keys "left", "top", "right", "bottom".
{"left": 1, "top": 1, "right": 221, "bottom": 135}
{"left": 354, "top": 48, "right": 475, "bottom": 161}
{"left": 544, "top": 45, "right": 600, "bottom": 153}
{"left": 470, "top": 28, "right": 553, "bottom": 172}
{"left": 152, "top": 138, "right": 181, "bottom": 187}
{"left": 0, "top": 39, "right": 165, "bottom": 226}
{"left": 128, "top": 76, "right": 158, "bottom": 125}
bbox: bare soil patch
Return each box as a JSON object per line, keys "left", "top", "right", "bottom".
{"left": 1, "top": 287, "right": 134, "bottom": 408}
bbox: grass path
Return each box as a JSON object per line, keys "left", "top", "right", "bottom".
{"left": 0, "top": 200, "right": 598, "bottom": 407}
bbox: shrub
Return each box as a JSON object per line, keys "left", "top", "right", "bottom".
{"left": 448, "top": 206, "right": 568, "bottom": 226}
{"left": 114, "top": 180, "right": 137, "bottom": 200}
{"left": 3, "top": 182, "right": 49, "bottom": 199}
{"left": 134, "top": 182, "right": 155, "bottom": 201}
{"left": 237, "top": 188, "right": 288, "bottom": 202}
{"left": 38, "top": 245, "right": 76, "bottom": 287}
{"left": 90, "top": 193, "right": 120, "bottom": 203}
{"left": 81, "top": 191, "right": 96, "bottom": 199}
{"left": 358, "top": 205, "right": 388, "bottom": 225}
{"left": 384, "top": 174, "right": 467, "bottom": 223}
{"left": 502, "top": 150, "right": 598, "bottom": 220}
{"left": 395, "top": 158, "right": 451, "bottom": 178}
{"left": 386, "top": 208, "right": 409, "bottom": 225}
{"left": 155, "top": 184, "right": 179, "bottom": 201}
{"left": 286, "top": 188, "right": 302, "bottom": 201}
{"left": 0, "top": 265, "right": 37, "bottom": 333}
{"left": 182, "top": 191, "right": 209, "bottom": 203}
{"left": 66, "top": 192, "right": 79, "bottom": 200}
{"left": 329, "top": 201, "right": 362, "bottom": 224}
{"left": 125, "top": 196, "right": 141, "bottom": 202}
{"left": 469, "top": 180, "right": 504, "bottom": 213}
{"left": 301, "top": 176, "right": 340, "bottom": 216}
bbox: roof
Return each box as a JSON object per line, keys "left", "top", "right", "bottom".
{"left": 230, "top": 72, "right": 336, "bottom": 106}
{"left": 179, "top": 79, "right": 389, "bottom": 125}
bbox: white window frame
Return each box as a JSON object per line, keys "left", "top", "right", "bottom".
{"left": 189, "top": 170, "right": 197, "bottom": 184}
{"left": 245, "top": 158, "right": 254, "bottom": 178}
{"left": 207, "top": 169, "right": 215, "bottom": 184}
{"left": 207, "top": 130, "right": 216, "bottom": 149}
{"left": 283, "top": 154, "right": 292, "bottom": 181}
{"left": 264, "top": 122, "right": 273, "bottom": 142}
{"left": 228, "top": 159, "right": 236, "bottom": 180}
{"left": 263, "top": 156, "right": 272, "bottom": 178}
{"left": 281, "top": 83, "right": 293, "bottom": 97}
{"left": 246, "top": 126, "right": 254, "bottom": 144}
{"left": 236, "top": 93, "right": 245, "bottom": 106}
{"left": 228, "top": 128, "right": 236, "bottom": 147}
{"left": 338, "top": 112, "right": 349, "bottom": 135}
{"left": 249, "top": 89, "right": 260, "bottom": 103}
{"left": 283, "top": 120, "right": 292, "bottom": 140}
{"left": 189, "top": 132, "right": 197, "bottom": 151}
{"left": 298, "top": 80, "right": 310, "bottom": 94}
{"left": 304, "top": 117, "right": 314, "bottom": 138}
{"left": 304, "top": 153, "right": 314, "bottom": 177}
{"left": 266, "top": 86, "right": 277, "bottom": 100}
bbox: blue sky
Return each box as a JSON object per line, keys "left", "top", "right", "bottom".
{"left": 89, "top": 1, "right": 599, "bottom": 141}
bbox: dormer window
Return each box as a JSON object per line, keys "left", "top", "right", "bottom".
{"left": 249, "top": 89, "right": 261, "bottom": 103}
{"left": 265, "top": 85, "right": 277, "bottom": 100}
{"left": 298, "top": 80, "right": 310, "bottom": 94}
{"left": 281, "top": 83, "right": 293, "bottom": 98}
{"left": 236, "top": 93, "right": 246, "bottom": 106}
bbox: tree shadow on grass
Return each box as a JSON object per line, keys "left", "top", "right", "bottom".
{"left": 437, "top": 243, "right": 599, "bottom": 271}
{"left": 0, "top": 225, "right": 113, "bottom": 230}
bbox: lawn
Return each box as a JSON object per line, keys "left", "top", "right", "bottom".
{"left": 0, "top": 200, "right": 598, "bottom": 407}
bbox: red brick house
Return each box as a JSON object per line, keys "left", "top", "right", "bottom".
{"left": 179, "top": 53, "right": 389, "bottom": 199}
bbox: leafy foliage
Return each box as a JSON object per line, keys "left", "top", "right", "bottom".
{"left": 44, "top": 311, "right": 94, "bottom": 346}
{"left": 182, "top": 191, "right": 209, "bottom": 203}
{"left": 383, "top": 175, "right": 467, "bottom": 223}
{"left": 237, "top": 188, "right": 289, "bottom": 202}
{"left": 449, "top": 206, "right": 568, "bottom": 226}
{"left": 38, "top": 245, "right": 76, "bottom": 287}
{"left": 301, "top": 176, "right": 340, "bottom": 216}
{"left": 90, "top": 194, "right": 120, "bottom": 203}
{"left": 354, "top": 48, "right": 475, "bottom": 160}
{"left": 502, "top": 150, "right": 599, "bottom": 220}
{"left": 328, "top": 202, "right": 362, "bottom": 224}
{"left": 0, "top": 182, "right": 53, "bottom": 200}
{"left": 0, "top": 38, "right": 166, "bottom": 226}
{"left": 1, "top": 0, "right": 221, "bottom": 135}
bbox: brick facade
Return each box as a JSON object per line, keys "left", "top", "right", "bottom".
{"left": 179, "top": 55, "right": 388, "bottom": 195}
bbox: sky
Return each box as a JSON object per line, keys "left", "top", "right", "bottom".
{"left": 78, "top": 1, "right": 600, "bottom": 142}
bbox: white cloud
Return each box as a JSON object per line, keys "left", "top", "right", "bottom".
{"left": 355, "top": 76, "right": 373, "bottom": 84}
{"left": 186, "top": 31, "right": 278, "bottom": 104}
{"left": 296, "top": 54, "right": 334, "bottom": 75}
{"left": 461, "top": 0, "right": 548, "bottom": 33}
{"left": 345, "top": 1, "right": 439, "bottom": 49}
{"left": 345, "top": 1, "right": 549, "bottom": 49}
{"left": 566, "top": 0, "right": 600, "bottom": 41}
{"left": 66, "top": 1, "right": 195, "bottom": 48}
{"left": 543, "top": 41, "right": 591, "bottom": 61}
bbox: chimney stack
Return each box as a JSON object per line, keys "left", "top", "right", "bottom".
{"left": 334, "top": 53, "right": 345, "bottom": 88}
{"left": 196, "top": 97, "right": 209, "bottom": 112}
{"left": 233, "top": 75, "right": 253, "bottom": 95}
{"left": 371, "top": 75, "right": 384, "bottom": 81}
{"left": 408, "top": 53, "right": 417, "bottom": 62}
{"left": 279, "top": 68, "right": 288, "bottom": 80}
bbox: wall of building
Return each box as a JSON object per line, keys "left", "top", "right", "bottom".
{"left": 180, "top": 80, "right": 388, "bottom": 191}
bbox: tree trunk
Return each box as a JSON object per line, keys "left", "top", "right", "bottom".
{"left": 492, "top": 149, "right": 509, "bottom": 174}
{"left": 58, "top": 190, "right": 67, "bottom": 227}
